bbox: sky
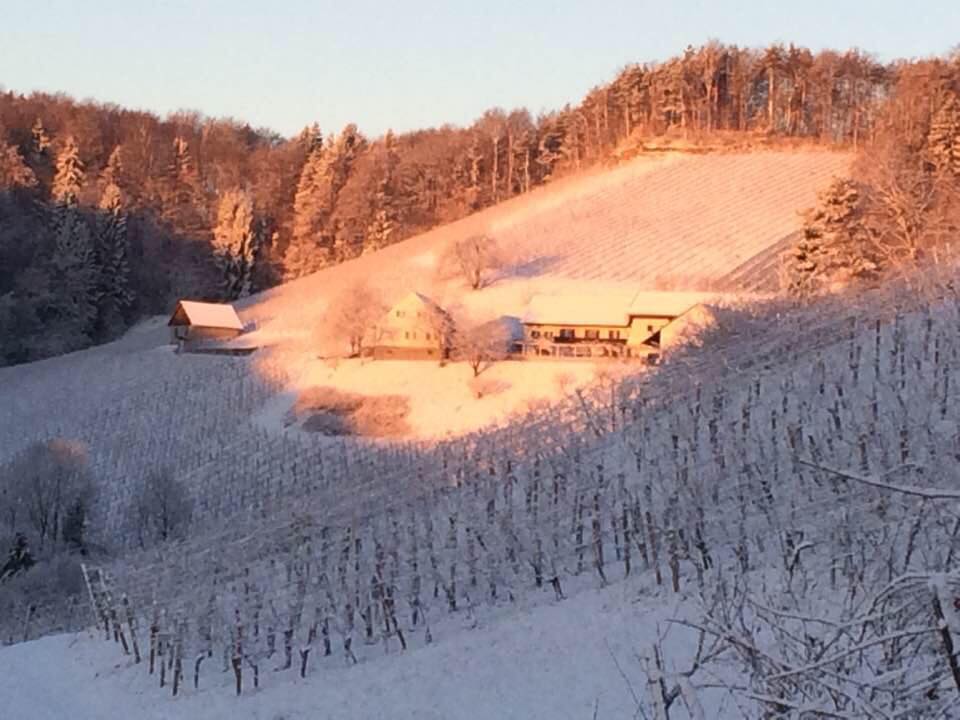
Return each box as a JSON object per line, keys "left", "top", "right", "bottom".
{"left": 1, "top": 1, "right": 958, "bottom": 139}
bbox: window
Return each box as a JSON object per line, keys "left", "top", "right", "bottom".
{"left": 584, "top": 329, "right": 599, "bottom": 340}
{"left": 609, "top": 330, "right": 621, "bottom": 340}
{"left": 647, "top": 324, "right": 654, "bottom": 333}
{"left": 425, "top": 333, "right": 432, "bottom": 340}
{"left": 544, "top": 331, "right": 554, "bottom": 339}
{"left": 531, "top": 330, "right": 541, "bottom": 339}
{"left": 559, "top": 328, "right": 575, "bottom": 340}
{"left": 404, "top": 331, "right": 410, "bottom": 340}
{"left": 396, "top": 310, "right": 405, "bottom": 318}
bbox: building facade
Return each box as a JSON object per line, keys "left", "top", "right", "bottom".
{"left": 370, "top": 292, "right": 451, "bottom": 360}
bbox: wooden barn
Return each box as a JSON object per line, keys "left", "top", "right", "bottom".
{"left": 370, "top": 292, "right": 451, "bottom": 360}
{"left": 168, "top": 300, "right": 245, "bottom": 351}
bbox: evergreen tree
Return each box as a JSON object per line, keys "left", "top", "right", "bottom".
{"left": 163, "top": 136, "right": 207, "bottom": 238}
{"left": 52, "top": 136, "right": 85, "bottom": 205}
{"left": 95, "top": 172, "right": 134, "bottom": 332}
{"left": 285, "top": 125, "right": 364, "bottom": 279}
{"left": 365, "top": 131, "right": 400, "bottom": 254}
{"left": 285, "top": 140, "right": 328, "bottom": 279}
{"left": 212, "top": 188, "right": 258, "bottom": 298}
{"left": 45, "top": 207, "right": 99, "bottom": 352}
{"left": 789, "top": 178, "right": 878, "bottom": 296}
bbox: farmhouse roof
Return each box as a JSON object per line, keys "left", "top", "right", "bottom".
{"left": 627, "top": 291, "right": 719, "bottom": 318}
{"left": 168, "top": 300, "right": 244, "bottom": 331}
{"left": 522, "top": 292, "right": 636, "bottom": 327}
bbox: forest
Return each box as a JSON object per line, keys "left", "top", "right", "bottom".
{"left": 1, "top": 42, "right": 959, "bottom": 365}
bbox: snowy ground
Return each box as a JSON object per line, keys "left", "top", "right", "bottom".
{"left": 265, "top": 356, "right": 602, "bottom": 439}
{"left": 0, "top": 580, "right": 728, "bottom": 720}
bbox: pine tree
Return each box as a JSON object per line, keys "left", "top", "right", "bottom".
{"left": 212, "top": 188, "right": 258, "bottom": 299}
{"left": 926, "top": 91, "right": 960, "bottom": 177}
{"left": 45, "top": 207, "right": 99, "bottom": 352}
{"left": 52, "top": 136, "right": 85, "bottom": 205}
{"left": 789, "top": 178, "right": 878, "bottom": 296}
{"left": 364, "top": 131, "right": 400, "bottom": 254}
{"left": 95, "top": 173, "right": 134, "bottom": 332}
{"left": 163, "top": 136, "right": 207, "bottom": 238}
{"left": 285, "top": 141, "right": 328, "bottom": 279}
{"left": 285, "top": 125, "right": 364, "bottom": 279}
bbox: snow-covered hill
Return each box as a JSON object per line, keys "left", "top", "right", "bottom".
{"left": 0, "top": 578, "right": 727, "bottom": 720}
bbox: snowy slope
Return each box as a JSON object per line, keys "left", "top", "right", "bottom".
{"left": 0, "top": 580, "right": 726, "bottom": 720}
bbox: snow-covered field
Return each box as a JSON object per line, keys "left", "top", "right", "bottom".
{"left": 0, "top": 579, "right": 726, "bottom": 720}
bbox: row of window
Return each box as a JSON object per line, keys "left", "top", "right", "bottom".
{"left": 529, "top": 325, "right": 657, "bottom": 340}
{"left": 529, "top": 328, "right": 630, "bottom": 340}
{"left": 403, "top": 331, "right": 432, "bottom": 340}
{"left": 395, "top": 310, "right": 425, "bottom": 318}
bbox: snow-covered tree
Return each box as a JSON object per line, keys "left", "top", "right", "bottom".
{"left": 327, "top": 282, "right": 387, "bottom": 356}
{"left": 212, "top": 188, "right": 258, "bottom": 299}
{"left": 95, "top": 174, "right": 133, "bottom": 330}
{"left": 285, "top": 125, "right": 365, "bottom": 279}
{"left": 926, "top": 91, "right": 960, "bottom": 177}
{"left": 51, "top": 136, "right": 85, "bottom": 205}
{"left": 46, "top": 206, "right": 99, "bottom": 351}
{"left": 439, "top": 233, "right": 504, "bottom": 290}
{"left": 0, "top": 140, "right": 37, "bottom": 189}
{"left": 451, "top": 316, "right": 512, "bottom": 377}
{"left": 364, "top": 131, "right": 400, "bottom": 254}
{"left": 285, "top": 140, "right": 329, "bottom": 279}
{"left": 789, "top": 178, "right": 877, "bottom": 296}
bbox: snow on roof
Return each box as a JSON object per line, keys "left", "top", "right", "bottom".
{"left": 627, "top": 291, "right": 719, "bottom": 318}
{"left": 523, "top": 290, "right": 733, "bottom": 327}
{"left": 522, "top": 292, "right": 636, "bottom": 327}
{"left": 169, "top": 300, "right": 244, "bottom": 331}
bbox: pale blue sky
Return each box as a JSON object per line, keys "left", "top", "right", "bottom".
{"left": 1, "top": 1, "right": 957, "bottom": 139}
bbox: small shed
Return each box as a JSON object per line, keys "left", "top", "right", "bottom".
{"left": 168, "top": 300, "right": 244, "bottom": 349}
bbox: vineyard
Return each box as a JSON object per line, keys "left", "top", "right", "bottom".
{"left": 10, "top": 145, "right": 958, "bottom": 716}
{"left": 5, "top": 270, "right": 959, "bottom": 716}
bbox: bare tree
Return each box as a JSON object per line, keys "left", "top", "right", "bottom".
{"left": 440, "top": 234, "right": 503, "bottom": 290}
{"left": 2, "top": 440, "right": 90, "bottom": 551}
{"left": 327, "top": 282, "right": 387, "bottom": 357}
{"left": 451, "top": 317, "right": 512, "bottom": 377}
{"left": 130, "top": 468, "right": 193, "bottom": 548}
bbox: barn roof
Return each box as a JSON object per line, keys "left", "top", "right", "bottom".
{"left": 168, "top": 300, "right": 244, "bottom": 331}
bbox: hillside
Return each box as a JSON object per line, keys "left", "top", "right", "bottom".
{"left": 0, "top": 148, "right": 849, "bottom": 467}
{"left": 245, "top": 147, "right": 850, "bottom": 346}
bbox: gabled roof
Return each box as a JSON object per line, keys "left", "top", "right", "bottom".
{"left": 380, "top": 292, "right": 448, "bottom": 323}
{"left": 168, "top": 300, "right": 244, "bottom": 331}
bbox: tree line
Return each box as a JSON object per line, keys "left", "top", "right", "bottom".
{"left": 1, "top": 42, "right": 955, "bottom": 365}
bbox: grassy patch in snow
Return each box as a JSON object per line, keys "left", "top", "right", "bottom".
{"left": 295, "top": 386, "right": 410, "bottom": 437}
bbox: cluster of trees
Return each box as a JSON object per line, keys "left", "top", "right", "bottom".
{"left": 789, "top": 59, "right": 960, "bottom": 293}
{"left": 1, "top": 42, "right": 954, "bottom": 365}
{"left": 0, "top": 442, "right": 193, "bottom": 572}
